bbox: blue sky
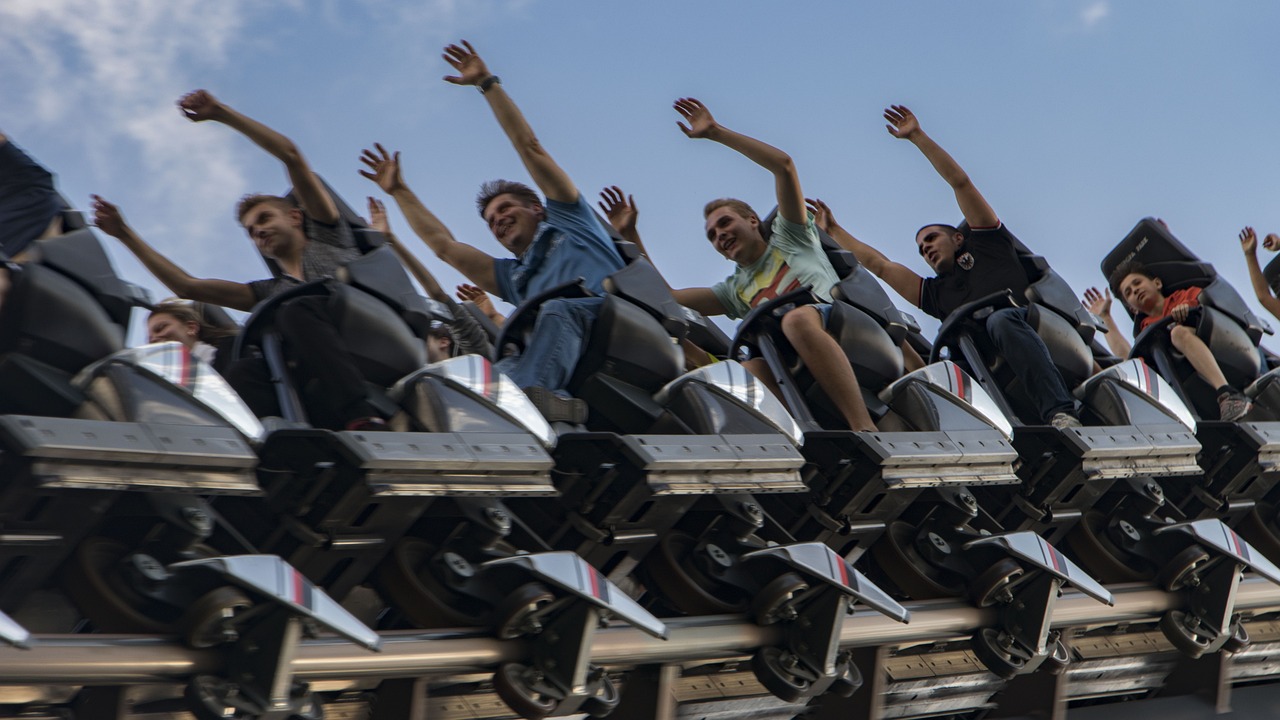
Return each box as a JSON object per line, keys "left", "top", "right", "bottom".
{"left": 4, "top": 0, "right": 1279, "bottom": 344}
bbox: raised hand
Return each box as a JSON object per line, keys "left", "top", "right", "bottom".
{"left": 806, "top": 197, "right": 838, "bottom": 235}
{"left": 367, "top": 197, "right": 391, "bottom": 236}
{"left": 597, "top": 186, "right": 638, "bottom": 235}
{"left": 884, "top": 104, "right": 920, "bottom": 140}
{"left": 358, "top": 143, "right": 406, "bottom": 195}
{"left": 457, "top": 283, "right": 497, "bottom": 315}
{"left": 1170, "top": 303, "right": 1192, "bottom": 324}
{"left": 442, "top": 40, "right": 491, "bottom": 86}
{"left": 1241, "top": 226, "right": 1258, "bottom": 254}
{"left": 1082, "top": 286, "right": 1112, "bottom": 317}
{"left": 90, "top": 194, "right": 130, "bottom": 239}
{"left": 1266, "top": 233, "right": 1280, "bottom": 252}
{"left": 673, "top": 97, "right": 718, "bottom": 139}
{"left": 177, "top": 89, "right": 226, "bottom": 122}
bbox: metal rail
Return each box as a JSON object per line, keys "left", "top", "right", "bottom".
{"left": 2, "top": 578, "right": 1278, "bottom": 685}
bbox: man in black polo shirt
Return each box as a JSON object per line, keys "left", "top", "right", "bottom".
{"left": 817, "top": 105, "right": 1079, "bottom": 429}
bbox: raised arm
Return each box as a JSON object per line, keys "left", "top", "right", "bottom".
{"left": 1240, "top": 227, "right": 1280, "bottom": 320}
{"left": 808, "top": 198, "right": 923, "bottom": 306}
{"left": 457, "top": 283, "right": 506, "bottom": 325}
{"left": 360, "top": 144, "right": 498, "bottom": 294}
{"left": 885, "top": 105, "right": 998, "bottom": 230}
{"left": 366, "top": 196, "right": 452, "bottom": 303}
{"left": 91, "top": 195, "right": 256, "bottom": 312}
{"left": 674, "top": 98, "right": 805, "bottom": 225}
{"left": 178, "top": 90, "right": 339, "bottom": 225}
{"left": 442, "top": 41, "right": 575, "bottom": 204}
{"left": 1082, "top": 287, "right": 1132, "bottom": 358}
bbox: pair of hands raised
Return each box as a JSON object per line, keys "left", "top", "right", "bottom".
{"left": 1240, "top": 226, "right": 1280, "bottom": 254}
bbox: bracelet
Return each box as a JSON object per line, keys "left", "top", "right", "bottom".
{"left": 478, "top": 75, "right": 501, "bottom": 94}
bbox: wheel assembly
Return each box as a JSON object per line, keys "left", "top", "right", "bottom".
{"left": 1063, "top": 511, "right": 1149, "bottom": 584}
{"left": 494, "top": 582, "right": 555, "bottom": 640}
{"left": 1223, "top": 618, "right": 1251, "bottom": 654}
{"left": 969, "top": 557, "right": 1024, "bottom": 608}
{"left": 970, "top": 627, "right": 1030, "bottom": 680}
{"left": 1155, "top": 545, "right": 1212, "bottom": 592}
{"left": 580, "top": 672, "right": 620, "bottom": 719}
{"left": 180, "top": 586, "right": 252, "bottom": 649}
{"left": 1159, "top": 610, "right": 1214, "bottom": 659}
{"left": 1043, "top": 633, "right": 1072, "bottom": 676}
{"left": 375, "top": 537, "right": 489, "bottom": 628}
{"left": 869, "top": 521, "right": 963, "bottom": 599}
{"left": 60, "top": 536, "right": 173, "bottom": 634}
{"left": 493, "top": 662, "right": 558, "bottom": 720}
{"left": 749, "top": 572, "right": 809, "bottom": 625}
{"left": 185, "top": 675, "right": 323, "bottom": 720}
{"left": 640, "top": 531, "right": 747, "bottom": 615}
{"left": 750, "top": 647, "right": 812, "bottom": 704}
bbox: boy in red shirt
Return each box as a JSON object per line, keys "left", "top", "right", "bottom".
{"left": 1097, "top": 261, "right": 1250, "bottom": 421}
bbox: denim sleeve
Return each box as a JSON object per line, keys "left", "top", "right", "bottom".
{"left": 493, "top": 257, "right": 518, "bottom": 305}
{"left": 544, "top": 194, "right": 617, "bottom": 256}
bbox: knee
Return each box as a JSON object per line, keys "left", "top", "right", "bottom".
{"left": 779, "top": 305, "right": 823, "bottom": 341}
{"left": 1169, "top": 324, "right": 1200, "bottom": 350}
{"left": 742, "top": 357, "right": 774, "bottom": 384}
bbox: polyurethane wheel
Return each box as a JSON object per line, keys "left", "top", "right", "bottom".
{"left": 179, "top": 586, "right": 252, "bottom": 649}
{"left": 1156, "top": 545, "right": 1212, "bottom": 592}
{"left": 750, "top": 572, "right": 809, "bottom": 625}
{"left": 493, "top": 663, "right": 558, "bottom": 720}
{"left": 831, "top": 653, "right": 863, "bottom": 697}
{"left": 580, "top": 672, "right": 620, "bottom": 719}
{"left": 494, "top": 582, "right": 554, "bottom": 640}
{"left": 1043, "top": 634, "right": 1072, "bottom": 676}
{"left": 750, "top": 647, "right": 811, "bottom": 704}
{"left": 969, "top": 558, "right": 1025, "bottom": 608}
{"left": 1159, "top": 610, "right": 1213, "bottom": 659}
{"left": 61, "top": 536, "right": 172, "bottom": 634}
{"left": 970, "top": 627, "right": 1030, "bottom": 680}
{"left": 869, "top": 521, "right": 962, "bottom": 599}
{"left": 640, "top": 531, "right": 746, "bottom": 615}
{"left": 1223, "top": 620, "right": 1251, "bottom": 654}
{"left": 1063, "top": 511, "right": 1149, "bottom": 583}
{"left": 374, "top": 537, "right": 488, "bottom": 628}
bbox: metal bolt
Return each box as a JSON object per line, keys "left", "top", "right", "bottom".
{"left": 1118, "top": 521, "right": 1141, "bottom": 542}
{"left": 486, "top": 507, "right": 511, "bottom": 531}
{"left": 131, "top": 554, "right": 167, "bottom": 582}
{"left": 959, "top": 493, "right": 976, "bottom": 508}
{"left": 441, "top": 552, "right": 474, "bottom": 578}
{"left": 928, "top": 532, "right": 952, "bottom": 554}
{"left": 706, "top": 544, "right": 732, "bottom": 567}
{"left": 182, "top": 506, "right": 212, "bottom": 532}
{"left": 741, "top": 502, "right": 762, "bottom": 520}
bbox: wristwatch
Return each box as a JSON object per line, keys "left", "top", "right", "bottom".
{"left": 478, "top": 75, "right": 502, "bottom": 94}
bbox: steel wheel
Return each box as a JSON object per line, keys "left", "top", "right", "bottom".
{"left": 1063, "top": 511, "right": 1149, "bottom": 583}
{"left": 869, "top": 521, "right": 962, "bottom": 599}
{"left": 493, "top": 663, "right": 558, "bottom": 720}
{"left": 1156, "top": 545, "right": 1212, "bottom": 592}
{"left": 1159, "top": 610, "right": 1214, "bottom": 659}
{"left": 970, "top": 627, "right": 1030, "bottom": 680}
{"left": 580, "top": 672, "right": 620, "bottom": 719}
{"left": 640, "top": 531, "right": 746, "bottom": 615}
{"left": 61, "top": 536, "right": 173, "bottom": 634}
{"left": 375, "top": 537, "right": 488, "bottom": 628}
{"left": 495, "top": 582, "right": 554, "bottom": 640}
{"left": 750, "top": 647, "right": 811, "bottom": 703}
{"left": 750, "top": 572, "right": 809, "bottom": 625}
{"left": 179, "top": 586, "right": 252, "bottom": 649}
{"left": 969, "top": 558, "right": 1025, "bottom": 608}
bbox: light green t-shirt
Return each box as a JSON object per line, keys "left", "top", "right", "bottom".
{"left": 711, "top": 214, "right": 840, "bottom": 320}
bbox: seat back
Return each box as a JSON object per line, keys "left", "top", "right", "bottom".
{"left": 328, "top": 284, "right": 427, "bottom": 387}
{"left": 567, "top": 294, "right": 684, "bottom": 396}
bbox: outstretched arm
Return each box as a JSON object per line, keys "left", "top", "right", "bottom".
{"left": 885, "top": 105, "right": 998, "bottom": 230}
{"left": 457, "top": 283, "right": 506, "bottom": 325}
{"left": 360, "top": 144, "right": 498, "bottom": 294}
{"left": 1240, "top": 227, "right": 1280, "bottom": 320}
{"left": 808, "top": 198, "right": 923, "bottom": 306}
{"left": 674, "top": 98, "right": 805, "bottom": 225}
{"left": 442, "top": 41, "right": 575, "bottom": 204}
{"left": 91, "top": 195, "right": 257, "bottom": 311}
{"left": 178, "top": 90, "right": 339, "bottom": 225}
{"left": 367, "top": 196, "right": 451, "bottom": 303}
{"left": 1082, "top": 287, "right": 1132, "bottom": 358}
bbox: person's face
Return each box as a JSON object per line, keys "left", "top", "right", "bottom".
{"left": 425, "top": 333, "right": 452, "bottom": 363}
{"left": 704, "top": 206, "right": 763, "bottom": 266}
{"left": 240, "top": 202, "right": 305, "bottom": 259}
{"left": 1119, "top": 272, "right": 1163, "bottom": 314}
{"left": 482, "top": 193, "right": 544, "bottom": 257}
{"left": 915, "top": 225, "right": 963, "bottom": 273}
{"left": 148, "top": 313, "right": 199, "bottom": 348}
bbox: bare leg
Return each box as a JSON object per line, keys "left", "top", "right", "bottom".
{"left": 742, "top": 357, "right": 784, "bottom": 402}
{"left": 900, "top": 338, "right": 925, "bottom": 373}
{"left": 1170, "top": 325, "right": 1229, "bottom": 390}
{"left": 782, "top": 306, "right": 877, "bottom": 431}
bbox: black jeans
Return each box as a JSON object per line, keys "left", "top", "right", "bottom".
{"left": 984, "top": 307, "right": 1076, "bottom": 423}
{"left": 225, "top": 295, "right": 374, "bottom": 429}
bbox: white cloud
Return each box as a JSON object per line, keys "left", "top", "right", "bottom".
{"left": 1081, "top": 1, "right": 1110, "bottom": 28}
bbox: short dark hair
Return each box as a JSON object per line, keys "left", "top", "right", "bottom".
{"left": 1110, "top": 260, "right": 1156, "bottom": 291}
{"left": 476, "top": 180, "right": 543, "bottom": 218}
{"left": 236, "top": 194, "right": 295, "bottom": 224}
{"left": 703, "top": 198, "right": 757, "bottom": 221}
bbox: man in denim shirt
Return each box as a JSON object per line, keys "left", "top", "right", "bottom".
{"left": 363, "top": 40, "right": 622, "bottom": 423}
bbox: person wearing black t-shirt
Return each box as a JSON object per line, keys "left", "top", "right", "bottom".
{"left": 819, "top": 105, "right": 1080, "bottom": 429}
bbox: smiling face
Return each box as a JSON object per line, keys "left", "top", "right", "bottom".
{"left": 482, "top": 192, "right": 545, "bottom": 257}
{"left": 239, "top": 200, "right": 306, "bottom": 260}
{"left": 1118, "top": 272, "right": 1164, "bottom": 314}
{"left": 147, "top": 312, "right": 199, "bottom": 348}
{"left": 704, "top": 205, "right": 765, "bottom": 267}
{"left": 915, "top": 224, "right": 964, "bottom": 273}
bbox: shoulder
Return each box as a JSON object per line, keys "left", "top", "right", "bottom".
{"left": 769, "top": 213, "right": 820, "bottom": 251}
{"left": 304, "top": 214, "right": 356, "bottom": 250}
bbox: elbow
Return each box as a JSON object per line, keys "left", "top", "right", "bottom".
{"left": 275, "top": 139, "right": 304, "bottom": 168}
